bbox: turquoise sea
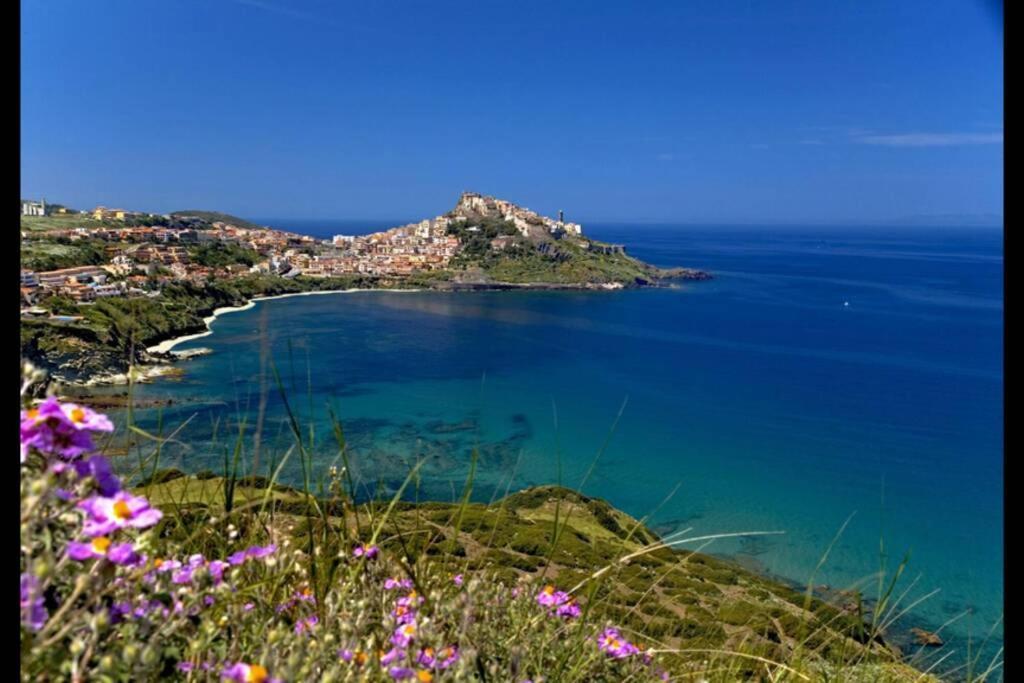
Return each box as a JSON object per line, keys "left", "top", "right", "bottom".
{"left": 125, "top": 223, "right": 1003, "bottom": 669}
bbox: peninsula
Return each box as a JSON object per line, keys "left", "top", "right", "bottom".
{"left": 20, "top": 192, "right": 710, "bottom": 385}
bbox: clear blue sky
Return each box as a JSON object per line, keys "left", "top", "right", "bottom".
{"left": 21, "top": 0, "right": 1003, "bottom": 224}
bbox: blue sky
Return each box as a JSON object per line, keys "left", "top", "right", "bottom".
{"left": 21, "top": 0, "right": 1002, "bottom": 223}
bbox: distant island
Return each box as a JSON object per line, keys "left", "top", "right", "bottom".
{"left": 20, "top": 192, "right": 711, "bottom": 386}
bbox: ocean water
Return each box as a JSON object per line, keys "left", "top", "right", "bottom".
{"left": 124, "top": 224, "right": 1003, "bottom": 666}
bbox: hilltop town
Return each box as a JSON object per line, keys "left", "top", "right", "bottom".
{"left": 20, "top": 192, "right": 709, "bottom": 384}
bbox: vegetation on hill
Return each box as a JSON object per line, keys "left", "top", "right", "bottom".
{"left": 187, "top": 242, "right": 261, "bottom": 268}
{"left": 445, "top": 220, "right": 684, "bottom": 286}
{"left": 170, "top": 210, "right": 266, "bottom": 230}
{"left": 21, "top": 372, "right": 972, "bottom": 681}
{"left": 20, "top": 237, "right": 111, "bottom": 271}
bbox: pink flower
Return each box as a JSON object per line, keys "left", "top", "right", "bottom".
{"left": 453, "top": 574, "right": 464, "bottom": 587}
{"left": 78, "top": 491, "right": 162, "bottom": 537}
{"left": 380, "top": 648, "right": 402, "bottom": 665}
{"left": 385, "top": 577, "right": 414, "bottom": 590}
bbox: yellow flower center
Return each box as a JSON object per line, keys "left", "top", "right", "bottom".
{"left": 417, "top": 671, "right": 433, "bottom": 682}
{"left": 423, "top": 647, "right": 434, "bottom": 657}
{"left": 441, "top": 647, "right": 454, "bottom": 659}
{"left": 27, "top": 408, "right": 39, "bottom": 421}
{"left": 70, "top": 407, "right": 86, "bottom": 423}
{"left": 354, "top": 651, "right": 368, "bottom": 665}
{"left": 91, "top": 537, "right": 111, "bottom": 554}
{"left": 246, "top": 664, "right": 268, "bottom": 683}
{"left": 403, "top": 625, "right": 416, "bottom": 636}
{"left": 543, "top": 585, "right": 555, "bottom": 595}
{"left": 113, "top": 500, "right": 132, "bottom": 520}
{"left": 154, "top": 558, "right": 164, "bottom": 568}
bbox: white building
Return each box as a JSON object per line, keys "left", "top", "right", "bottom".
{"left": 21, "top": 199, "right": 47, "bottom": 216}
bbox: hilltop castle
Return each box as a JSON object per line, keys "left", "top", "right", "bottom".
{"left": 451, "top": 191, "right": 583, "bottom": 238}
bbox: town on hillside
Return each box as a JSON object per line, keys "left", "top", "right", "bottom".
{"left": 19, "top": 192, "right": 603, "bottom": 315}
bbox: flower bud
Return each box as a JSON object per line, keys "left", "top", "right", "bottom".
{"left": 69, "top": 639, "right": 86, "bottom": 656}
{"left": 33, "top": 560, "right": 51, "bottom": 580}
{"left": 99, "top": 655, "right": 115, "bottom": 671}
{"left": 123, "top": 644, "right": 139, "bottom": 664}
{"left": 141, "top": 645, "right": 160, "bottom": 666}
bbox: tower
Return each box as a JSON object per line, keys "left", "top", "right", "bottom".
{"left": 558, "top": 210, "right": 564, "bottom": 224}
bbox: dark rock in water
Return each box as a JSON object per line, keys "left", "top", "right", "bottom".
{"left": 910, "top": 627, "right": 944, "bottom": 647}
{"left": 424, "top": 418, "right": 477, "bottom": 434}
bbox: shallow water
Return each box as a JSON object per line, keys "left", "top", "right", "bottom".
{"left": 125, "top": 224, "right": 1003, "bottom": 667}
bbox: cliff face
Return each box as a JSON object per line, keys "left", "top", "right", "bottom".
{"left": 449, "top": 191, "right": 583, "bottom": 240}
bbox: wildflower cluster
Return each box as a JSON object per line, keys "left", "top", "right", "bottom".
{"left": 20, "top": 381, "right": 673, "bottom": 681}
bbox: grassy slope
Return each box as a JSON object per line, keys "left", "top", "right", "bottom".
{"left": 21, "top": 214, "right": 111, "bottom": 232}
{"left": 138, "top": 473, "right": 934, "bottom": 681}
{"left": 170, "top": 210, "right": 265, "bottom": 230}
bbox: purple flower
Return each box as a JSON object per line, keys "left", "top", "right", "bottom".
{"left": 392, "top": 603, "right": 417, "bottom": 625}
{"left": 379, "top": 648, "right": 402, "bottom": 666}
{"left": 78, "top": 491, "right": 162, "bottom": 536}
{"left": 536, "top": 585, "right": 562, "bottom": 607}
{"left": 222, "top": 662, "right": 277, "bottom": 683}
{"left": 21, "top": 398, "right": 114, "bottom": 460}
{"left": 453, "top": 574, "right": 464, "bottom": 587}
{"left": 294, "top": 615, "right": 318, "bottom": 635}
{"left": 436, "top": 646, "right": 459, "bottom": 670}
{"left": 20, "top": 573, "right": 47, "bottom": 631}
{"left": 418, "top": 646, "right": 459, "bottom": 670}
{"left": 209, "top": 560, "right": 229, "bottom": 583}
{"left": 396, "top": 591, "right": 424, "bottom": 609}
{"left": 56, "top": 401, "right": 115, "bottom": 433}
{"left": 387, "top": 667, "right": 416, "bottom": 680}
{"left": 555, "top": 598, "right": 581, "bottom": 619}
{"left": 108, "top": 601, "right": 132, "bottom": 624}
{"left": 353, "top": 544, "right": 379, "bottom": 559}
{"left": 66, "top": 537, "right": 141, "bottom": 565}
{"left": 536, "top": 584, "right": 580, "bottom": 618}
{"left": 392, "top": 622, "right": 417, "bottom": 648}
{"left": 597, "top": 627, "right": 640, "bottom": 659}
{"left": 228, "top": 544, "right": 277, "bottom": 566}
{"left": 385, "top": 577, "right": 414, "bottom": 591}
{"left": 243, "top": 602, "right": 255, "bottom": 612}
{"left": 72, "top": 455, "right": 121, "bottom": 496}
{"left": 339, "top": 649, "right": 369, "bottom": 666}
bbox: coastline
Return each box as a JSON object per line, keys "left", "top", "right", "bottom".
{"left": 145, "top": 287, "right": 423, "bottom": 355}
